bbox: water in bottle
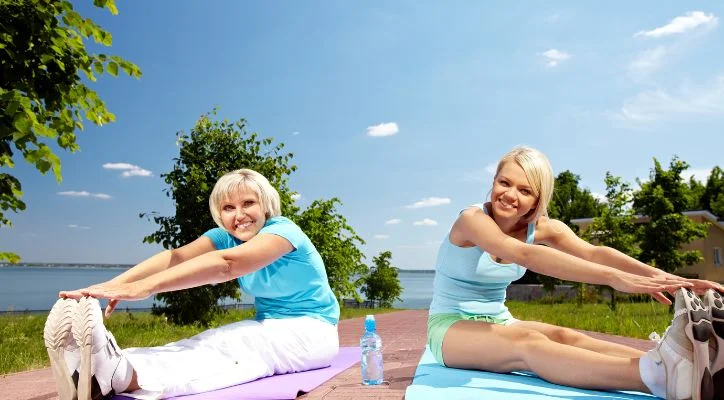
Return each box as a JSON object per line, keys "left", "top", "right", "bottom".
{"left": 360, "top": 314, "right": 384, "bottom": 385}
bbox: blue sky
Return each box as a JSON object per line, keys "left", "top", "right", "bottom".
{"left": 2, "top": 2, "right": 723, "bottom": 269}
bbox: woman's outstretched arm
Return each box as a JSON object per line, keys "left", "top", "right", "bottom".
{"left": 453, "top": 208, "right": 691, "bottom": 301}
{"left": 538, "top": 217, "right": 724, "bottom": 295}
{"left": 77, "top": 233, "right": 293, "bottom": 301}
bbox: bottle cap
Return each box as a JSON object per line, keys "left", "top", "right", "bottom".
{"left": 365, "top": 314, "right": 376, "bottom": 332}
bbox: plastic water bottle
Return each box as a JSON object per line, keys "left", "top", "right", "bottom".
{"left": 360, "top": 314, "right": 384, "bottom": 385}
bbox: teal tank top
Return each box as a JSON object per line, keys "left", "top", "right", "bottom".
{"left": 428, "top": 203, "right": 535, "bottom": 319}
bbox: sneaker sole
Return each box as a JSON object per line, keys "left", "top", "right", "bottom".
{"left": 703, "top": 290, "right": 724, "bottom": 396}
{"left": 73, "top": 297, "right": 99, "bottom": 400}
{"left": 44, "top": 298, "right": 78, "bottom": 400}
{"left": 681, "top": 288, "right": 715, "bottom": 400}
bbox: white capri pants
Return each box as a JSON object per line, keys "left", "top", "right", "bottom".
{"left": 122, "top": 316, "right": 339, "bottom": 399}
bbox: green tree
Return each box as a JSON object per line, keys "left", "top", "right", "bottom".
{"left": 540, "top": 170, "right": 602, "bottom": 301}
{"left": 142, "top": 111, "right": 297, "bottom": 325}
{"left": 1, "top": 0, "right": 141, "bottom": 262}
{"left": 583, "top": 173, "right": 639, "bottom": 310}
{"left": 293, "top": 198, "right": 368, "bottom": 302}
{"left": 548, "top": 170, "right": 602, "bottom": 232}
{"left": 361, "top": 250, "right": 403, "bottom": 308}
{"left": 685, "top": 176, "right": 706, "bottom": 211}
{"left": 700, "top": 166, "right": 724, "bottom": 218}
{"left": 633, "top": 157, "right": 708, "bottom": 274}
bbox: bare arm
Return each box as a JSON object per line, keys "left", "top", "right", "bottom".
{"left": 108, "top": 236, "right": 217, "bottom": 284}
{"left": 453, "top": 208, "right": 688, "bottom": 296}
{"left": 539, "top": 217, "right": 724, "bottom": 294}
{"left": 81, "top": 233, "right": 293, "bottom": 301}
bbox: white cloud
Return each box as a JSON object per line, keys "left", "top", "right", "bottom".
{"left": 413, "top": 218, "right": 438, "bottom": 226}
{"left": 628, "top": 46, "right": 668, "bottom": 79}
{"left": 485, "top": 163, "right": 498, "bottom": 175}
{"left": 103, "top": 163, "right": 137, "bottom": 170}
{"left": 591, "top": 192, "right": 607, "bottom": 203}
{"left": 68, "top": 224, "right": 90, "bottom": 229}
{"left": 291, "top": 193, "right": 301, "bottom": 201}
{"left": 58, "top": 191, "right": 91, "bottom": 197}
{"left": 292, "top": 131, "right": 300, "bottom": 136}
{"left": 610, "top": 75, "right": 724, "bottom": 124}
{"left": 374, "top": 234, "right": 390, "bottom": 240}
{"left": 540, "top": 49, "right": 571, "bottom": 68}
{"left": 385, "top": 218, "right": 402, "bottom": 225}
{"left": 103, "top": 162, "right": 152, "bottom": 178}
{"left": 366, "top": 122, "right": 399, "bottom": 137}
{"left": 405, "top": 197, "right": 451, "bottom": 209}
{"left": 58, "top": 191, "right": 112, "bottom": 199}
{"left": 683, "top": 168, "right": 713, "bottom": 183}
{"left": 634, "top": 11, "right": 718, "bottom": 38}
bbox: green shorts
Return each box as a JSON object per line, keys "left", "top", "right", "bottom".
{"left": 427, "top": 313, "right": 518, "bottom": 366}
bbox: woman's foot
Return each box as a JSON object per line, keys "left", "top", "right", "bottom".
{"left": 44, "top": 298, "right": 80, "bottom": 400}
{"left": 644, "top": 288, "right": 713, "bottom": 400}
{"left": 701, "top": 289, "right": 724, "bottom": 396}
{"left": 73, "top": 297, "right": 133, "bottom": 400}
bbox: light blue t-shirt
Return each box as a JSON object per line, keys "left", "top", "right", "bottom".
{"left": 428, "top": 204, "right": 534, "bottom": 319}
{"left": 203, "top": 216, "right": 340, "bottom": 325}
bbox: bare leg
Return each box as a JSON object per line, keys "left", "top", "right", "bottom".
{"left": 442, "top": 320, "right": 650, "bottom": 393}
{"left": 512, "top": 320, "right": 645, "bottom": 358}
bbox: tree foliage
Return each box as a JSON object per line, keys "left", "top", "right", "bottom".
{"left": 361, "top": 250, "right": 403, "bottom": 308}
{"left": 293, "top": 199, "right": 368, "bottom": 302}
{"left": 633, "top": 157, "right": 708, "bottom": 273}
{"left": 0, "top": 0, "right": 141, "bottom": 262}
{"left": 700, "top": 166, "right": 724, "bottom": 218}
{"left": 539, "top": 170, "right": 602, "bottom": 295}
{"left": 583, "top": 173, "right": 638, "bottom": 310}
{"left": 142, "top": 111, "right": 296, "bottom": 325}
{"left": 547, "top": 170, "right": 602, "bottom": 232}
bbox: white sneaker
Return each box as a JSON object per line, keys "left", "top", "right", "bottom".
{"left": 647, "top": 288, "right": 714, "bottom": 400}
{"left": 701, "top": 289, "right": 724, "bottom": 397}
{"left": 44, "top": 298, "right": 81, "bottom": 400}
{"left": 72, "top": 297, "right": 133, "bottom": 400}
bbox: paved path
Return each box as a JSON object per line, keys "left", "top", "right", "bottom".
{"left": 0, "top": 310, "right": 655, "bottom": 400}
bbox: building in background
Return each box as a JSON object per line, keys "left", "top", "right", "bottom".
{"left": 572, "top": 210, "right": 723, "bottom": 282}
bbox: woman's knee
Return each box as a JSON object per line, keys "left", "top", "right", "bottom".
{"left": 517, "top": 330, "right": 555, "bottom": 354}
{"left": 548, "top": 326, "right": 586, "bottom": 345}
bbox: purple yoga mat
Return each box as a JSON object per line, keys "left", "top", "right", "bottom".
{"left": 115, "top": 347, "right": 360, "bottom": 400}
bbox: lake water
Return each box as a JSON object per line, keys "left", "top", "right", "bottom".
{"left": 0, "top": 265, "right": 435, "bottom": 312}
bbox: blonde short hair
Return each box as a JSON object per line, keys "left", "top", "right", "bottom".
{"left": 209, "top": 169, "right": 282, "bottom": 228}
{"left": 493, "top": 146, "right": 554, "bottom": 222}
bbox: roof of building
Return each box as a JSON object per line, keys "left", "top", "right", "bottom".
{"left": 570, "top": 210, "right": 724, "bottom": 231}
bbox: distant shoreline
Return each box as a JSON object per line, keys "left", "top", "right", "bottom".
{"left": 1, "top": 263, "right": 436, "bottom": 272}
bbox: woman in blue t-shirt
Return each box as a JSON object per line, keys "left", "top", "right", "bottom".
{"left": 44, "top": 169, "right": 340, "bottom": 400}
{"left": 428, "top": 146, "right": 724, "bottom": 400}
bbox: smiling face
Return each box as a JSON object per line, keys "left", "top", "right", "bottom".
{"left": 491, "top": 161, "right": 539, "bottom": 222}
{"left": 219, "top": 187, "right": 266, "bottom": 241}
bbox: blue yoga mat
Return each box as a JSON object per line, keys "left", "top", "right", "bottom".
{"left": 405, "top": 346, "right": 656, "bottom": 399}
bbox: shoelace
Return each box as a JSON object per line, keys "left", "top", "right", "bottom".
{"left": 648, "top": 307, "right": 688, "bottom": 345}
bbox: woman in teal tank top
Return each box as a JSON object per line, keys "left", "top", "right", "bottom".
{"left": 429, "top": 146, "right": 724, "bottom": 400}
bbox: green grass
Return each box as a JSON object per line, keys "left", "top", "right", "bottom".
{"left": 507, "top": 300, "right": 673, "bottom": 339}
{"left": 0, "top": 302, "right": 673, "bottom": 376}
{"left": 0, "top": 307, "right": 397, "bottom": 375}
